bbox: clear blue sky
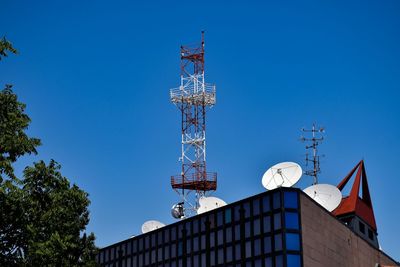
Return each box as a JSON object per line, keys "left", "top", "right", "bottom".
{"left": 1, "top": 0, "right": 399, "bottom": 260}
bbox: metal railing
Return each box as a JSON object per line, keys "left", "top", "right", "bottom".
{"left": 170, "top": 84, "right": 216, "bottom": 100}
{"left": 171, "top": 172, "right": 217, "bottom": 191}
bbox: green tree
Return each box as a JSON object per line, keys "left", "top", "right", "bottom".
{"left": 0, "top": 84, "right": 41, "bottom": 181}
{"left": 0, "top": 38, "right": 97, "bottom": 266}
{"left": 22, "top": 160, "right": 97, "bottom": 266}
{"left": 0, "top": 37, "right": 17, "bottom": 60}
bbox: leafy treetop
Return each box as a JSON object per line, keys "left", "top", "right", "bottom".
{"left": 0, "top": 85, "right": 41, "bottom": 181}
{"left": 0, "top": 37, "right": 17, "bottom": 60}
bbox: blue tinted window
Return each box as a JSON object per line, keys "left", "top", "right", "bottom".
{"left": 200, "top": 253, "right": 206, "bottom": 266}
{"left": 226, "top": 246, "right": 233, "bottom": 262}
{"left": 245, "top": 241, "right": 252, "bottom": 258}
{"left": 164, "top": 245, "right": 169, "bottom": 259}
{"left": 127, "top": 242, "right": 131, "bottom": 255}
{"left": 171, "top": 227, "right": 177, "bottom": 241}
{"left": 165, "top": 229, "right": 170, "bottom": 242}
{"left": 235, "top": 224, "right": 240, "bottom": 241}
{"left": 132, "top": 239, "right": 137, "bottom": 253}
{"left": 245, "top": 221, "right": 251, "bottom": 238}
{"left": 210, "top": 250, "right": 215, "bottom": 266}
{"left": 254, "top": 218, "right": 261, "bottom": 236}
{"left": 275, "top": 255, "right": 283, "bottom": 267}
{"left": 285, "top": 212, "right": 299, "bottom": 229}
{"left": 218, "top": 248, "right": 224, "bottom": 264}
{"left": 265, "top": 257, "right": 272, "bottom": 267}
{"left": 200, "top": 216, "right": 207, "bottom": 232}
{"left": 171, "top": 243, "right": 176, "bottom": 257}
{"left": 178, "top": 224, "right": 184, "bottom": 238}
{"left": 210, "top": 232, "right": 215, "bottom": 248}
{"left": 217, "top": 229, "right": 224, "bottom": 245}
{"left": 235, "top": 243, "right": 241, "bottom": 260}
{"left": 138, "top": 253, "right": 142, "bottom": 265}
{"left": 234, "top": 205, "right": 241, "bottom": 222}
{"left": 253, "top": 199, "right": 261, "bottom": 215}
{"left": 186, "top": 239, "right": 191, "bottom": 253}
{"left": 286, "top": 233, "right": 300, "bottom": 251}
{"left": 287, "top": 254, "right": 301, "bottom": 267}
{"left": 284, "top": 191, "right": 298, "bottom": 209}
{"left": 193, "top": 220, "right": 199, "bottom": 233}
{"left": 208, "top": 214, "right": 216, "bottom": 229}
{"left": 151, "top": 250, "right": 155, "bottom": 263}
{"left": 274, "top": 234, "right": 282, "bottom": 251}
{"left": 254, "top": 238, "right": 261, "bottom": 256}
{"left": 273, "top": 192, "right": 281, "bottom": 209}
{"left": 145, "top": 251, "right": 149, "bottom": 265}
{"left": 226, "top": 226, "right": 232, "bottom": 243}
{"left": 263, "top": 215, "right": 271, "bottom": 232}
{"left": 262, "top": 195, "right": 271, "bottom": 212}
{"left": 225, "top": 208, "right": 232, "bottom": 224}
{"left": 201, "top": 235, "right": 206, "bottom": 250}
{"left": 263, "top": 236, "right": 271, "bottom": 253}
{"left": 244, "top": 202, "right": 251, "bottom": 218}
{"left": 193, "top": 236, "right": 199, "bottom": 250}
{"left": 274, "top": 213, "right": 281, "bottom": 230}
{"left": 217, "top": 211, "right": 223, "bottom": 226}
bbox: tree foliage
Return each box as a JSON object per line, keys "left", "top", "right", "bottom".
{"left": 0, "top": 85, "right": 41, "bottom": 181}
{"left": 0, "top": 37, "right": 17, "bottom": 60}
{"left": 21, "top": 160, "right": 97, "bottom": 266}
{"left": 0, "top": 38, "right": 97, "bottom": 266}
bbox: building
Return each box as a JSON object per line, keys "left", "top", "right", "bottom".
{"left": 96, "top": 162, "right": 399, "bottom": 267}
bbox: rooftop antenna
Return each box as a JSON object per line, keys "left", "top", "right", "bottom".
{"left": 300, "top": 123, "right": 325, "bottom": 184}
{"left": 169, "top": 31, "right": 217, "bottom": 218}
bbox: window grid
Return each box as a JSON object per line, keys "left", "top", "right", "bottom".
{"left": 98, "top": 189, "right": 303, "bottom": 267}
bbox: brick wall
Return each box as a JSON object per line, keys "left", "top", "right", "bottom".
{"left": 300, "top": 193, "right": 398, "bottom": 267}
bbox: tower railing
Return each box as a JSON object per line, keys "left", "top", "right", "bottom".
{"left": 170, "top": 84, "right": 216, "bottom": 105}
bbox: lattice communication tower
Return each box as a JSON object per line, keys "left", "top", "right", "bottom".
{"left": 170, "top": 32, "right": 217, "bottom": 217}
{"left": 300, "top": 123, "right": 325, "bottom": 184}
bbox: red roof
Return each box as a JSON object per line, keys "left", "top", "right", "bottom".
{"left": 332, "top": 160, "right": 377, "bottom": 231}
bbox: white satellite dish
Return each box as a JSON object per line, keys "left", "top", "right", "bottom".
{"left": 197, "top": 196, "right": 227, "bottom": 214}
{"left": 141, "top": 220, "right": 165, "bottom": 234}
{"left": 262, "top": 162, "right": 302, "bottom": 190}
{"left": 303, "top": 184, "right": 342, "bottom": 212}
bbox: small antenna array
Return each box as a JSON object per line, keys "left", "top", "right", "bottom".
{"left": 300, "top": 123, "right": 325, "bottom": 184}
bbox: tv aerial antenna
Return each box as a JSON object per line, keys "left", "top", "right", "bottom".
{"left": 300, "top": 123, "right": 325, "bottom": 184}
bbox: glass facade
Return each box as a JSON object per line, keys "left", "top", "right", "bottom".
{"left": 97, "top": 188, "right": 303, "bottom": 267}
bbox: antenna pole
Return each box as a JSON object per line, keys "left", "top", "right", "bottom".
{"left": 300, "top": 123, "right": 325, "bottom": 184}
{"left": 170, "top": 32, "right": 217, "bottom": 217}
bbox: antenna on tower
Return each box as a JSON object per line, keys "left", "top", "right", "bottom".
{"left": 300, "top": 123, "right": 325, "bottom": 184}
{"left": 169, "top": 32, "right": 217, "bottom": 218}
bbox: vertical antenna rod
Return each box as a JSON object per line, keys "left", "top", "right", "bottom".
{"left": 300, "top": 123, "right": 325, "bottom": 184}
{"left": 170, "top": 32, "right": 217, "bottom": 217}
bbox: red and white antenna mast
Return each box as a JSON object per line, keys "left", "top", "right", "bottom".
{"left": 170, "top": 32, "right": 217, "bottom": 218}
